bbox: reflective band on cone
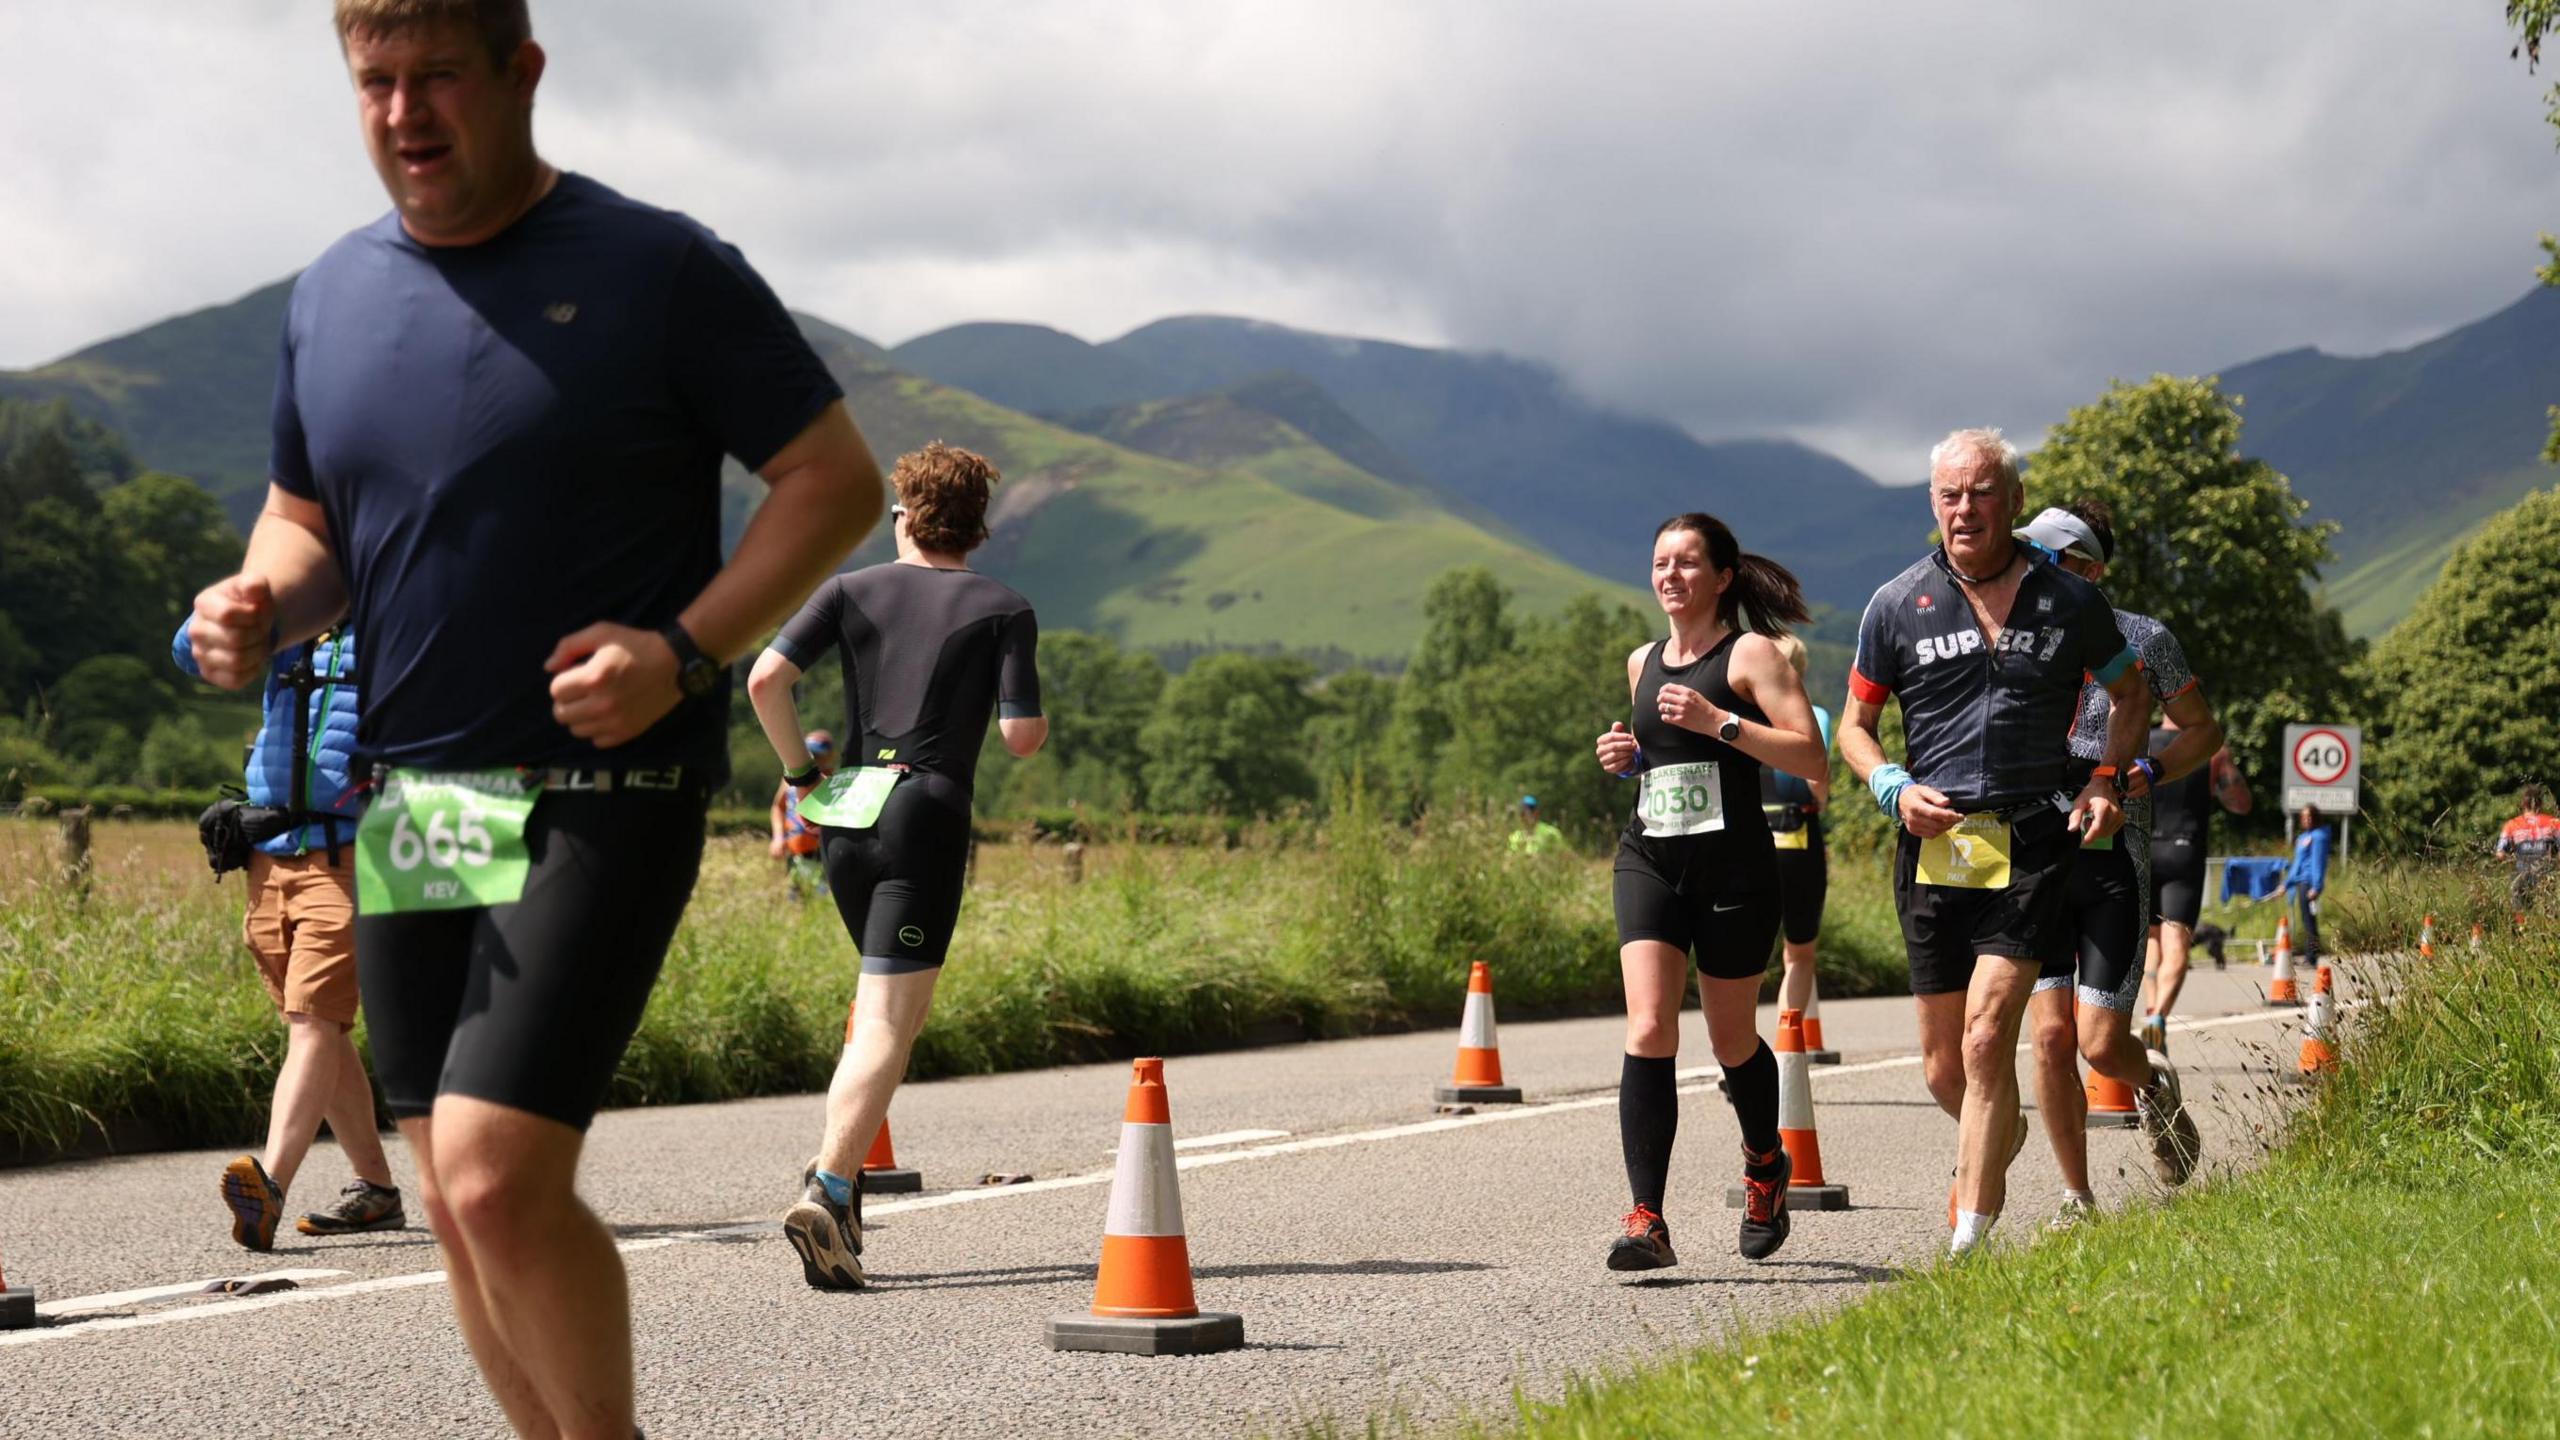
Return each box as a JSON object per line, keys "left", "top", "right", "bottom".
{"left": 2268, "top": 919, "right": 2301, "bottom": 1006}
{"left": 1727, "top": 1010, "right": 1850, "bottom": 1210}
{"left": 0, "top": 1243, "right": 30, "bottom": 1331}
{"left": 1046, "top": 1059, "right": 1242, "bottom": 1356}
{"left": 1802, "top": 986, "right": 1840, "bottom": 1065}
{"left": 1434, "top": 962, "right": 1523, "bottom": 1104}
{"left": 2297, "top": 962, "right": 2338, "bottom": 1076}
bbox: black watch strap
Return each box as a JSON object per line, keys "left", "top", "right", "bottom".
{"left": 783, "top": 762, "right": 825, "bottom": 788}
{"left": 660, "top": 622, "right": 718, "bottom": 697}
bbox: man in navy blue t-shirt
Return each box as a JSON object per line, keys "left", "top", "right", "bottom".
{"left": 184, "top": 3, "right": 883, "bottom": 1431}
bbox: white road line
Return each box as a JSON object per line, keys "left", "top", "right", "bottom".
{"left": 2, "top": 1002, "right": 2314, "bottom": 1349}
{"left": 34, "top": 1268, "right": 352, "bottom": 1319}
{"left": 1105, "top": 1128, "right": 1293, "bottom": 1157}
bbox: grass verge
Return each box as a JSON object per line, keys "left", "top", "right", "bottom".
{"left": 1380, "top": 877, "right": 2560, "bottom": 1439}
{"left": 1, "top": 810, "right": 1909, "bottom": 1163}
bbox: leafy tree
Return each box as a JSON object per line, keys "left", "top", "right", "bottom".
{"left": 2358, "top": 486, "right": 2560, "bottom": 844}
{"left": 102, "top": 472, "right": 240, "bottom": 644}
{"left": 0, "top": 499, "right": 130, "bottom": 698}
{"left": 1305, "top": 669, "right": 1397, "bottom": 794}
{"left": 1138, "top": 652, "right": 1317, "bottom": 816}
{"left": 1436, "top": 593, "right": 1653, "bottom": 840}
{"left": 139, "top": 715, "right": 243, "bottom": 790}
{"left": 50, "top": 653, "right": 175, "bottom": 745}
{"left": 2024, "top": 375, "right": 2360, "bottom": 811}
{"left": 1388, "top": 568, "right": 1517, "bottom": 799}
{"left": 1032, "top": 631, "right": 1165, "bottom": 799}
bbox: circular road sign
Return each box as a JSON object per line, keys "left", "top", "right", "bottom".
{"left": 2292, "top": 728, "right": 2353, "bottom": 786}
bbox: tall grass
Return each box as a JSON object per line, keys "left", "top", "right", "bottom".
{"left": 1, "top": 811, "right": 1912, "bottom": 1163}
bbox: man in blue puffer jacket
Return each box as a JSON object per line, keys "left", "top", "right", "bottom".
{"left": 174, "top": 622, "right": 402, "bottom": 1248}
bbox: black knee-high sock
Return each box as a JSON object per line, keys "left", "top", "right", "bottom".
{"left": 1619, "top": 1053, "right": 1679, "bottom": 1211}
{"left": 1723, "top": 1040, "right": 1782, "bottom": 1158}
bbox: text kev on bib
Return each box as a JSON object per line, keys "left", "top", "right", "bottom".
{"left": 1639, "top": 761, "right": 1725, "bottom": 838}
{"left": 356, "top": 769, "right": 539, "bottom": 913}
{"left": 794, "top": 767, "right": 900, "bottom": 830}
{"left": 1917, "top": 812, "right": 2014, "bottom": 889}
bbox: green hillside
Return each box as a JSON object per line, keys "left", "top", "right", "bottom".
{"left": 2220, "top": 286, "right": 2560, "bottom": 636}
{"left": 0, "top": 282, "right": 1648, "bottom": 664}
{"left": 887, "top": 322, "right": 1178, "bottom": 417}
{"left": 807, "top": 345, "right": 1653, "bottom": 656}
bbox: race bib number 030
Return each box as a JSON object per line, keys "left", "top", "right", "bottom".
{"left": 1638, "top": 762, "right": 1725, "bottom": 838}
{"left": 1917, "top": 813, "right": 2013, "bottom": 890}
{"left": 356, "top": 769, "right": 539, "bottom": 914}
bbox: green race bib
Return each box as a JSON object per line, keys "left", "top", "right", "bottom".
{"left": 356, "top": 769, "right": 539, "bottom": 914}
{"left": 1638, "top": 762, "right": 1725, "bottom": 838}
{"left": 796, "top": 767, "right": 900, "bottom": 830}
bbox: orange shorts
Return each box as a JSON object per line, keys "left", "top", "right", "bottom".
{"left": 243, "top": 852, "right": 360, "bottom": 1027}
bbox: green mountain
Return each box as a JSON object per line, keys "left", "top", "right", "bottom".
{"left": 896, "top": 314, "right": 1925, "bottom": 610}
{"left": 0, "top": 279, "right": 294, "bottom": 529}
{"left": 0, "top": 283, "right": 1646, "bottom": 662}
{"left": 2219, "top": 286, "right": 2560, "bottom": 635}
{"left": 887, "top": 322, "right": 1178, "bottom": 417}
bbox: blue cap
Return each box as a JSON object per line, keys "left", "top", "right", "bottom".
{"left": 1521, "top": 795, "right": 1539, "bottom": 808}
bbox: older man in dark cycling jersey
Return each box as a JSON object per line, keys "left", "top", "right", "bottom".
{"left": 1839, "top": 429, "right": 2151, "bottom": 1257}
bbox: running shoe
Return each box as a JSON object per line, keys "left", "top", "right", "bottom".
{"left": 296, "top": 1179, "right": 406, "bottom": 1236}
{"left": 783, "top": 1170, "right": 865, "bottom": 1291}
{"left": 2138, "top": 1013, "right": 2167, "bottom": 1054}
{"left": 1605, "top": 1204, "right": 1677, "bottom": 1271}
{"left": 219, "top": 1154, "right": 285, "bottom": 1252}
{"left": 1736, "top": 1147, "right": 1792, "bottom": 1261}
{"left": 2136, "top": 1049, "right": 2202, "bottom": 1186}
{"left": 2045, "top": 1194, "right": 2096, "bottom": 1232}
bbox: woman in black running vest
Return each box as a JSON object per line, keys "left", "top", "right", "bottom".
{"left": 1593, "top": 513, "right": 1828, "bottom": 1272}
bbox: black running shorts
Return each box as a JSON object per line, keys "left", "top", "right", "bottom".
{"left": 357, "top": 781, "right": 708, "bottom": 1131}
{"left": 1613, "top": 835, "right": 1783, "bottom": 980}
{"left": 1893, "top": 805, "right": 2078, "bottom": 996}
{"left": 821, "top": 771, "right": 973, "bottom": 973}
{"left": 1774, "top": 845, "right": 1827, "bottom": 946}
{"left": 2150, "top": 833, "right": 2207, "bottom": 930}
{"left": 2037, "top": 835, "right": 2147, "bottom": 1012}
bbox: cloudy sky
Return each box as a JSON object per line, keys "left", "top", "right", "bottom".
{"left": 4, "top": 1, "right": 2553, "bottom": 479}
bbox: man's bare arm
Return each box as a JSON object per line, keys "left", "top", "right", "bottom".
{"left": 186, "top": 484, "right": 346, "bottom": 689}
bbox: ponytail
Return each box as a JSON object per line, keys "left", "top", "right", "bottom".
{"left": 1654, "top": 512, "right": 1811, "bottom": 636}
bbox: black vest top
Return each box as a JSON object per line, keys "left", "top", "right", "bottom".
{"left": 1623, "top": 631, "right": 1773, "bottom": 856}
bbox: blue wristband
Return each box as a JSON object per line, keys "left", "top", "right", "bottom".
{"left": 1615, "top": 743, "right": 1646, "bottom": 780}
{"left": 1870, "top": 762, "right": 1912, "bottom": 821}
{"left": 2130, "top": 756, "right": 2159, "bottom": 791}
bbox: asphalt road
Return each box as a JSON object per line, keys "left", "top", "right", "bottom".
{"left": 0, "top": 965, "right": 2313, "bottom": 1437}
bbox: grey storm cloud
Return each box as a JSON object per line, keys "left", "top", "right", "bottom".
{"left": 2, "top": 0, "right": 2553, "bottom": 480}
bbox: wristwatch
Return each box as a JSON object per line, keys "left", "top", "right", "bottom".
{"left": 659, "top": 622, "right": 720, "bottom": 699}
{"left": 1716, "top": 714, "right": 1743, "bottom": 743}
{"left": 783, "top": 761, "right": 825, "bottom": 788}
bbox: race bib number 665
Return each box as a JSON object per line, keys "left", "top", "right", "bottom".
{"left": 355, "top": 769, "right": 539, "bottom": 914}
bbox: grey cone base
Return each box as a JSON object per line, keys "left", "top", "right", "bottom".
{"left": 0, "top": 1285, "right": 34, "bottom": 1331}
{"left": 1808, "top": 1050, "right": 1842, "bottom": 1065}
{"left": 1045, "top": 1310, "right": 1245, "bottom": 1355}
{"left": 1433, "top": 1084, "right": 1523, "bottom": 1104}
{"left": 1726, "top": 1183, "right": 1851, "bottom": 1210}
{"left": 860, "top": 1168, "right": 922, "bottom": 1195}
{"left": 2264, "top": 999, "right": 2304, "bottom": 1009}
{"left": 2085, "top": 1110, "right": 2141, "bottom": 1130}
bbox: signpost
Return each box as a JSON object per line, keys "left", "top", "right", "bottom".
{"left": 2281, "top": 722, "right": 2362, "bottom": 861}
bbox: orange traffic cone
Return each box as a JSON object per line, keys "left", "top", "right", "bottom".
{"left": 1726, "top": 1010, "right": 1851, "bottom": 1210}
{"left": 2268, "top": 917, "right": 2302, "bottom": 1007}
{"left": 860, "top": 1118, "right": 922, "bottom": 1194}
{"left": 1802, "top": 986, "right": 1841, "bottom": 1065}
{"left": 2297, "top": 962, "right": 2338, "bottom": 1077}
{"left": 2084, "top": 1014, "right": 2142, "bottom": 1130}
{"left": 1046, "top": 1059, "right": 1243, "bottom": 1355}
{"left": 2419, "top": 914, "right": 2437, "bottom": 960}
{"left": 0, "top": 1242, "right": 32, "bottom": 1330}
{"left": 2471, "top": 922, "right": 2486, "bottom": 951}
{"left": 1434, "top": 961, "right": 1523, "bottom": 1104}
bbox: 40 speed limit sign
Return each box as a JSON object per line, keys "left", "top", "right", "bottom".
{"left": 2281, "top": 723, "right": 2361, "bottom": 816}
